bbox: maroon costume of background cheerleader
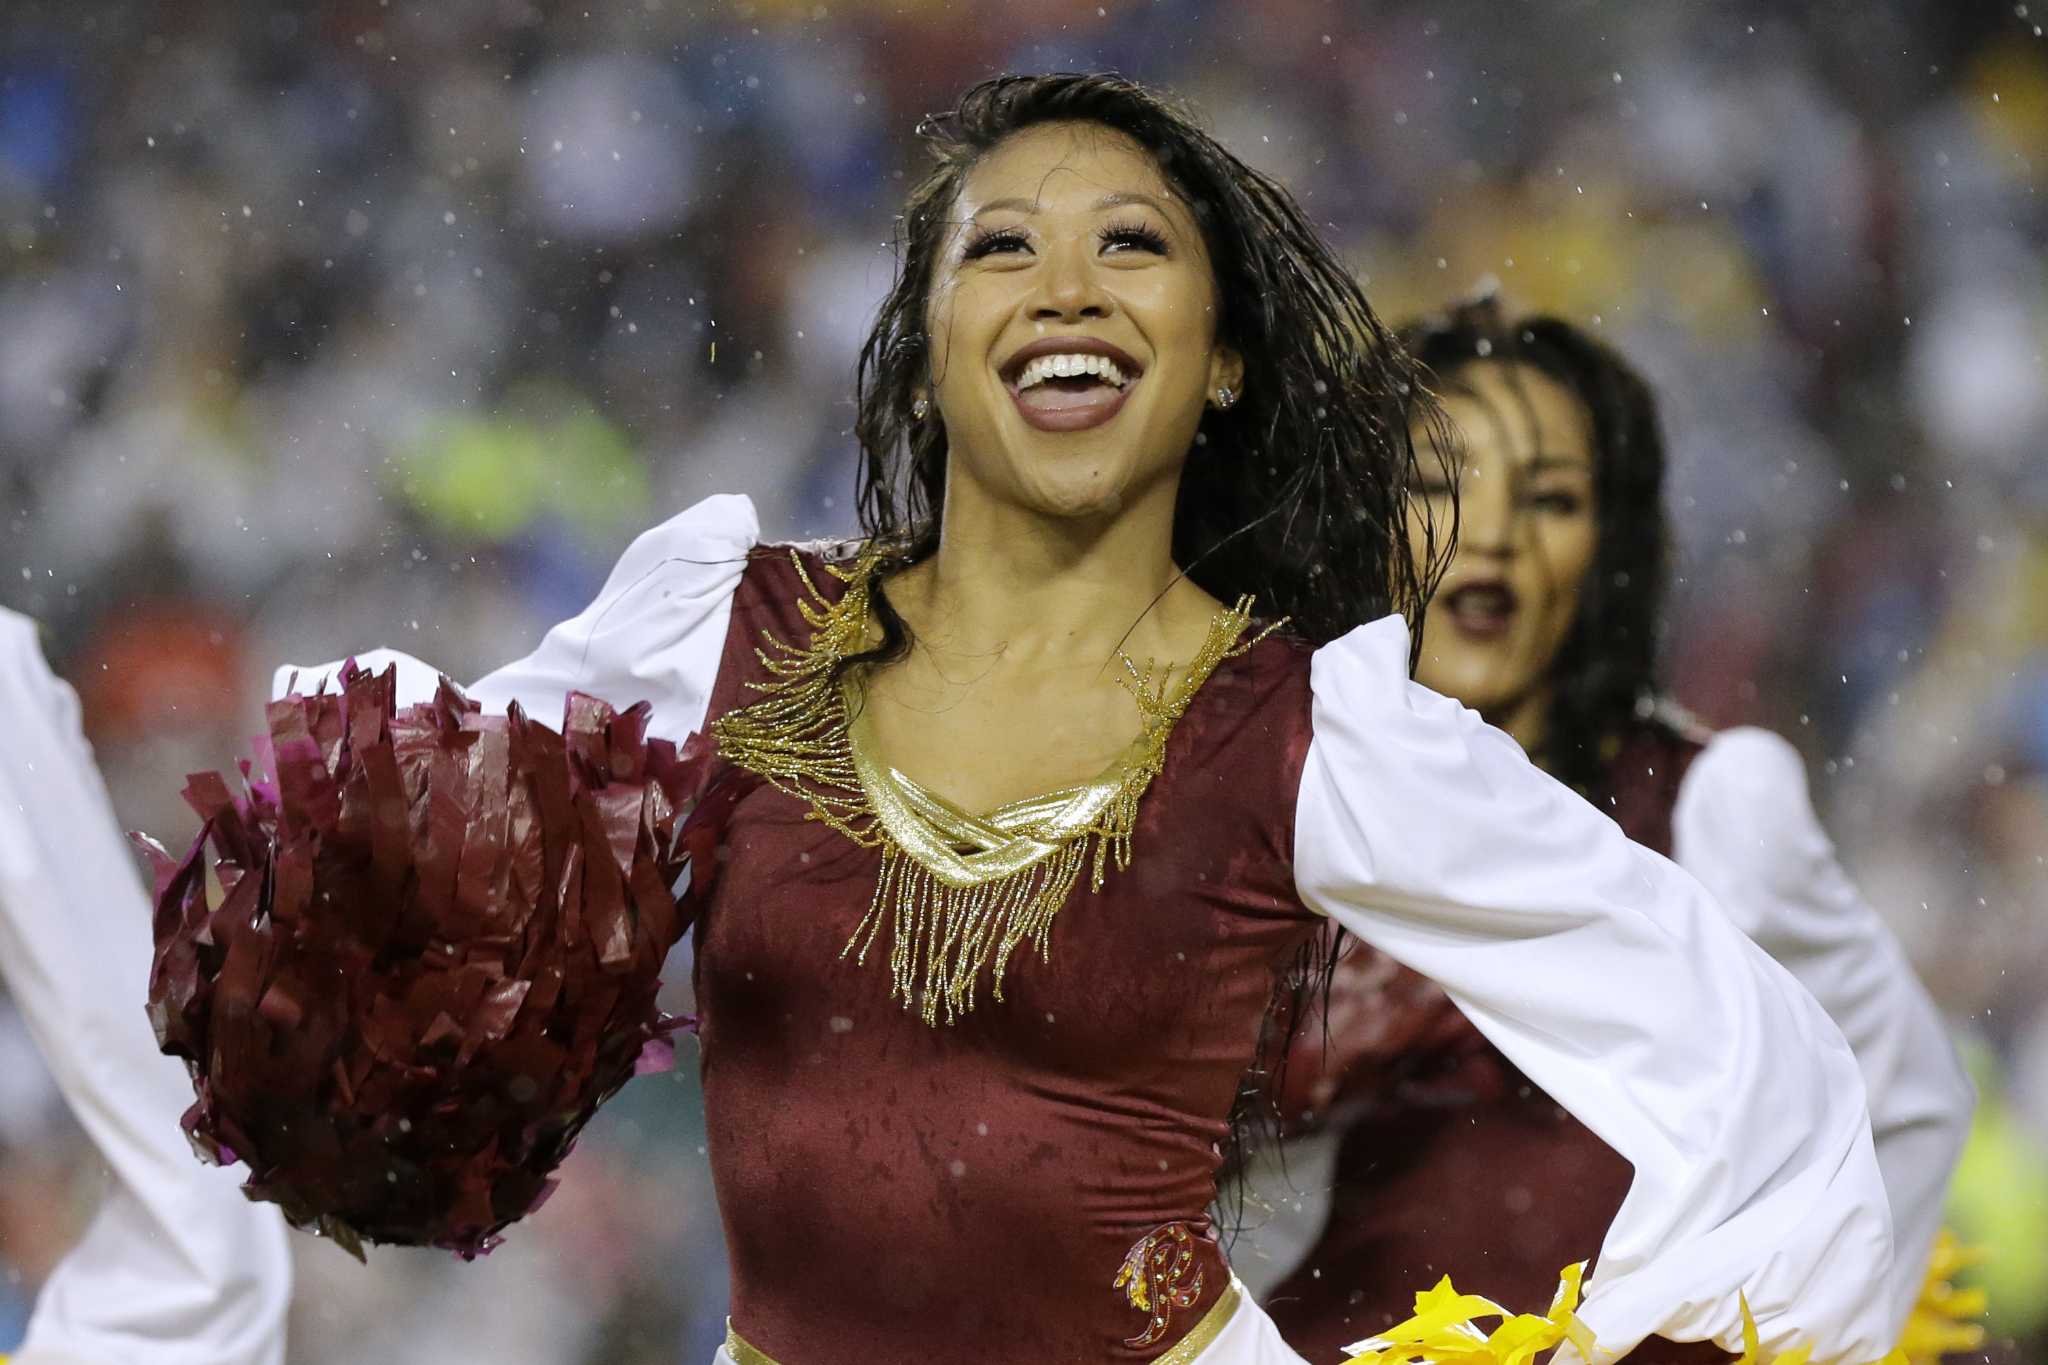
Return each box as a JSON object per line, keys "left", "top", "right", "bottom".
{"left": 1263, "top": 721, "right": 1736, "bottom": 1365}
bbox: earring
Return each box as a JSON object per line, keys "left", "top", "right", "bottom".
{"left": 911, "top": 396, "right": 931, "bottom": 421}
{"left": 1213, "top": 386, "right": 1237, "bottom": 410}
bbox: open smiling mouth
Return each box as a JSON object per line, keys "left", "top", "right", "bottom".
{"left": 1443, "top": 582, "right": 1518, "bottom": 641}
{"left": 1005, "top": 349, "right": 1141, "bottom": 433}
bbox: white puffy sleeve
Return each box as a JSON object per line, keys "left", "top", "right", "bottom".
{"left": 0, "top": 611, "right": 292, "bottom": 1365}
{"left": 1673, "top": 727, "right": 1973, "bottom": 1336}
{"left": 1291, "top": 617, "right": 1895, "bottom": 1363}
{"left": 272, "top": 493, "right": 760, "bottom": 742}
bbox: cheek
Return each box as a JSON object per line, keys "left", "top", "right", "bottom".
{"left": 1161, "top": 280, "right": 1221, "bottom": 351}
{"left": 1531, "top": 521, "right": 1599, "bottom": 633}
{"left": 1122, "top": 263, "right": 1219, "bottom": 346}
{"left": 927, "top": 269, "right": 1016, "bottom": 381}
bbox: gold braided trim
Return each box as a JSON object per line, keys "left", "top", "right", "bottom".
{"left": 1155, "top": 1280, "right": 1245, "bottom": 1365}
{"left": 712, "top": 547, "right": 1264, "bottom": 1027}
{"left": 722, "top": 1281, "right": 1243, "bottom": 1364}
{"left": 724, "top": 1326, "right": 778, "bottom": 1365}
{"left": 721, "top": 1321, "right": 778, "bottom": 1365}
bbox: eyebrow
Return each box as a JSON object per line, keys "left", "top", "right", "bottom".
{"left": 972, "top": 191, "right": 1177, "bottom": 219}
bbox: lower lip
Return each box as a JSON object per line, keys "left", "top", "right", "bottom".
{"left": 1445, "top": 599, "right": 1514, "bottom": 642}
{"left": 1007, "top": 380, "right": 1135, "bottom": 433}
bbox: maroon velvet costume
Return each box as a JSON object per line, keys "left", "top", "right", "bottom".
{"left": 1262, "top": 722, "right": 1734, "bottom": 1364}
{"left": 690, "top": 548, "right": 1326, "bottom": 1362}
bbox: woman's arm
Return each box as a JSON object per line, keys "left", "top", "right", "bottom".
{"left": 273, "top": 493, "right": 761, "bottom": 740}
{"left": 0, "top": 611, "right": 291, "bottom": 1365}
{"left": 1292, "top": 617, "right": 1895, "bottom": 1363}
{"left": 1674, "top": 727, "right": 1974, "bottom": 1338}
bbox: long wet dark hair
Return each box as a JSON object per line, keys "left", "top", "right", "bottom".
{"left": 847, "top": 71, "right": 1451, "bottom": 1221}
{"left": 1399, "top": 296, "right": 1670, "bottom": 796}
{"left": 849, "top": 72, "right": 1450, "bottom": 658}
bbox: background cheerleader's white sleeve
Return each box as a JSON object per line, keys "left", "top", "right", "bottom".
{"left": 1291, "top": 615, "right": 1896, "bottom": 1364}
{"left": 1674, "top": 727, "right": 1975, "bottom": 1338}
{"left": 272, "top": 492, "right": 761, "bottom": 742}
{"left": 0, "top": 609, "right": 292, "bottom": 1365}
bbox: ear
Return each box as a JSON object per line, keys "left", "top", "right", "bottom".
{"left": 1207, "top": 347, "right": 1244, "bottom": 403}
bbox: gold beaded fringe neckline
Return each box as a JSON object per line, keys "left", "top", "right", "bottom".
{"left": 711, "top": 549, "right": 1264, "bottom": 1026}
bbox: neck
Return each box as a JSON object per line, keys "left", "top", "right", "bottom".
{"left": 893, "top": 472, "right": 1202, "bottom": 663}
{"left": 1485, "top": 684, "right": 1554, "bottom": 763}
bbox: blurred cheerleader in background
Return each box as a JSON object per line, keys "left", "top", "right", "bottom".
{"left": 1260, "top": 297, "right": 1977, "bottom": 1364}
{"left": 0, "top": 607, "right": 291, "bottom": 1365}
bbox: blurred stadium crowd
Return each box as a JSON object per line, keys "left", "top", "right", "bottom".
{"left": 1, "top": 1, "right": 2044, "bottom": 1360}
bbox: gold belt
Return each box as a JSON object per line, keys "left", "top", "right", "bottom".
{"left": 725, "top": 1279, "right": 1245, "bottom": 1365}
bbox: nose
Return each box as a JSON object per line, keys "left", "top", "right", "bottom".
{"left": 1028, "top": 239, "right": 1113, "bottom": 322}
{"left": 1458, "top": 464, "right": 1517, "bottom": 561}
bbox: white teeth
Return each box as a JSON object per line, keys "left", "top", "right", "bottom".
{"left": 1015, "top": 352, "right": 1130, "bottom": 391}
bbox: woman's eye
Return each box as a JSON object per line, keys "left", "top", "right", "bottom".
{"left": 1415, "top": 480, "right": 1457, "bottom": 498}
{"left": 962, "top": 228, "right": 1031, "bottom": 260}
{"left": 1529, "top": 490, "right": 1586, "bottom": 515}
{"left": 1100, "top": 222, "right": 1169, "bottom": 255}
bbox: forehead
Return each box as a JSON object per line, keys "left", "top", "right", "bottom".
{"left": 954, "top": 121, "right": 1183, "bottom": 215}
{"left": 1438, "top": 360, "right": 1593, "bottom": 462}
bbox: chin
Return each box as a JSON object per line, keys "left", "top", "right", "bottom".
{"left": 1005, "top": 450, "right": 1148, "bottom": 521}
{"left": 1415, "top": 655, "right": 1515, "bottom": 713}
{"left": 1026, "top": 479, "right": 1133, "bottom": 522}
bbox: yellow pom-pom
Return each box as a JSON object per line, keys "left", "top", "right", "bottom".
{"left": 1341, "top": 1263, "right": 1594, "bottom": 1365}
{"left": 1342, "top": 1263, "right": 1943, "bottom": 1365}
{"left": 1894, "top": 1229, "right": 1988, "bottom": 1365}
{"left": 1731, "top": 1297, "right": 1816, "bottom": 1365}
{"left": 1731, "top": 1292, "right": 1911, "bottom": 1365}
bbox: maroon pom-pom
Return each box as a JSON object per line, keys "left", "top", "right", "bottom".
{"left": 136, "top": 662, "right": 711, "bottom": 1259}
